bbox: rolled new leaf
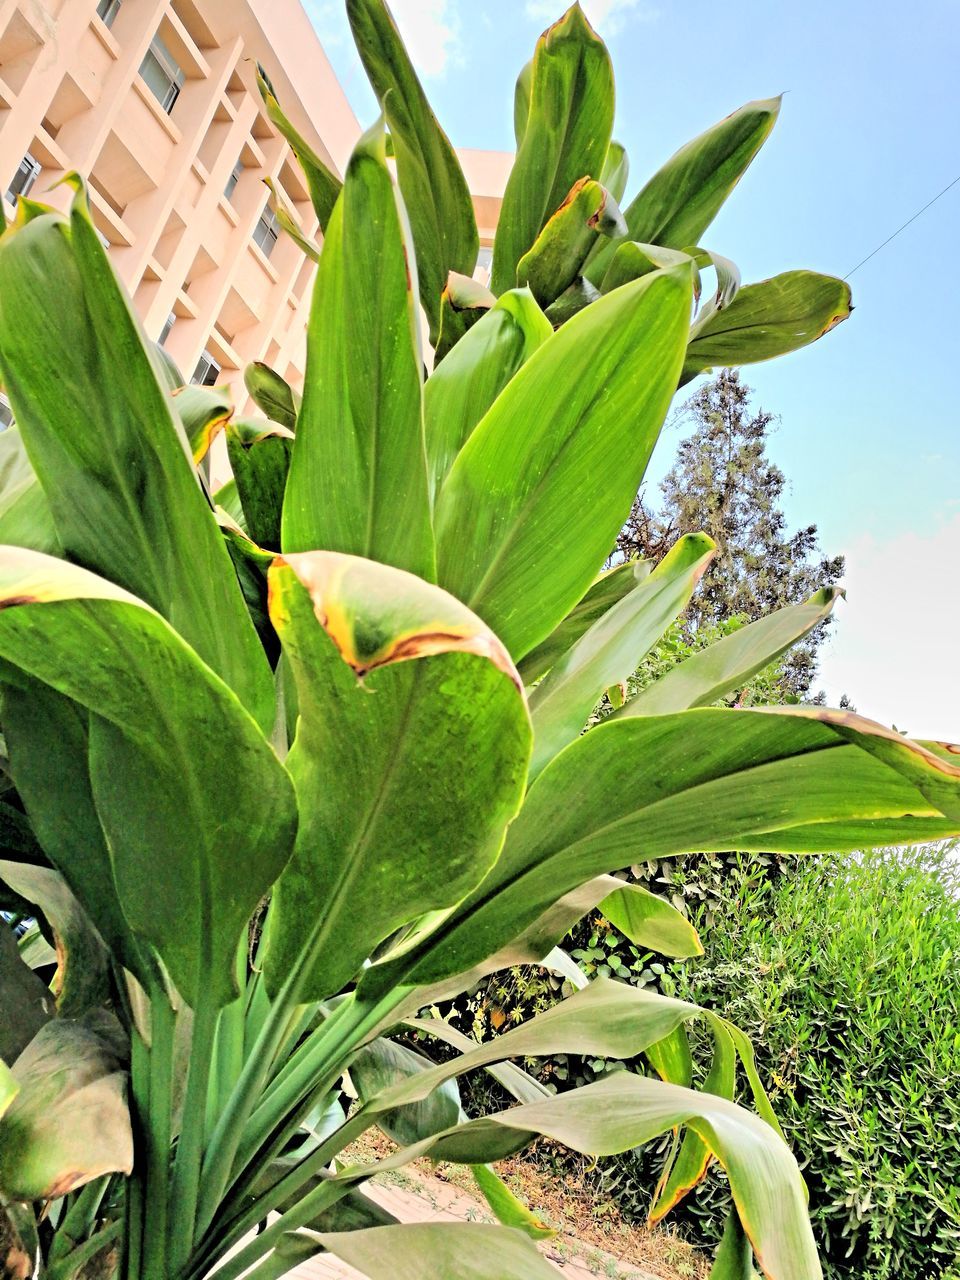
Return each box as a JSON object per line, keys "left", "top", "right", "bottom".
{"left": 282, "top": 122, "right": 434, "bottom": 583}
{"left": 492, "top": 6, "right": 614, "bottom": 295}
{"left": 0, "top": 547, "right": 297, "bottom": 1008}
{"left": 0, "top": 182, "right": 273, "bottom": 731}
{"left": 425, "top": 288, "right": 552, "bottom": 500}
{"left": 262, "top": 551, "right": 530, "bottom": 1000}
{"left": 681, "top": 271, "right": 852, "bottom": 384}
{"left": 586, "top": 97, "right": 781, "bottom": 285}
{"left": 435, "top": 262, "right": 693, "bottom": 661}
{"left": 244, "top": 361, "right": 301, "bottom": 432}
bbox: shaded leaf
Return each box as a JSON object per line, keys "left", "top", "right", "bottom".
{"left": 0, "top": 922, "right": 52, "bottom": 1063}
{"left": 351, "top": 1038, "right": 462, "bottom": 1146}
{"left": 599, "top": 241, "right": 696, "bottom": 296}
{"left": 226, "top": 418, "right": 295, "bottom": 552}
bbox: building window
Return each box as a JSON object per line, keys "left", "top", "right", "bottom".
{"left": 224, "top": 158, "right": 243, "bottom": 201}
{"left": 0, "top": 393, "right": 14, "bottom": 431}
{"left": 139, "top": 36, "right": 184, "bottom": 115}
{"left": 252, "top": 207, "right": 280, "bottom": 258}
{"left": 191, "top": 350, "right": 220, "bottom": 387}
{"left": 158, "top": 312, "right": 176, "bottom": 347}
{"left": 96, "top": 0, "right": 122, "bottom": 28}
{"left": 6, "top": 154, "right": 41, "bottom": 205}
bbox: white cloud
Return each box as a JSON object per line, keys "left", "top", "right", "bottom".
{"left": 816, "top": 511, "right": 960, "bottom": 742}
{"left": 526, "top": 0, "right": 660, "bottom": 36}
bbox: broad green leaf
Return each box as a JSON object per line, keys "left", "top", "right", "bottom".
{"left": 347, "top": 0, "right": 479, "bottom": 339}
{"left": 361, "top": 979, "right": 698, "bottom": 1109}
{"left": 256, "top": 64, "right": 341, "bottom": 232}
{"left": 395, "top": 707, "right": 960, "bottom": 986}
{"left": 586, "top": 97, "right": 781, "bottom": 285}
{"left": 518, "top": 560, "right": 653, "bottom": 686}
{"left": 0, "top": 1018, "right": 132, "bottom": 1200}
{"left": 435, "top": 264, "right": 693, "bottom": 661}
{"left": 598, "top": 881, "right": 703, "bottom": 959}
{"left": 171, "top": 382, "right": 232, "bottom": 463}
{"left": 351, "top": 1038, "right": 462, "bottom": 1147}
{"left": 711, "top": 1210, "right": 760, "bottom": 1279}
{"left": 282, "top": 124, "right": 434, "bottom": 582}
{"left": 0, "top": 862, "right": 108, "bottom": 1018}
{"left": 268, "top": 1224, "right": 564, "bottom": 1280}
{"left": 470, "top": 1164, "right": 555, "bottom": 1240}
{"left": 244, "top": 361, "right": 301, "bottom": 432}
{"left": 623, "top": 587, "right": 842, "bottom": 716}
{"left": 681, "top": 271, "right": 852, "bottom": 385}
{"left": 0, "top": 1060, "right": 16, "bottom": 1120}
{"left": 0, "top": 426, "right": 60, "bottom": 555}
{"left": 513, "top": 59, "right": 533, "bottom": 146}
{"left": 226, "top": 418, "right": 295, "bottom": 551}
{"left": 0, "top": 922, "right": 51, "bottom": 1063}
{"left": 516, "top": 178, "right": 625, "bottom": 307}
{"left": 492, "top": 6, "right": 614, "bottom": 295}
{"left": 344, "top": 1074, "right": 820, "bottom": 1280}
{"left": 0, "top": 187, "right": 273, "bottom": 731}
{"left": 262, "top": 552, "right": 530, "bottom": 1000}
{"left": 424, "top": 289, "right": 552, "bottom": 500}
{"left": 599, "top": 241, "right": 696, "bottom": 295}
{"left": 264, "top": 176, "right": 321, "bottom": 264}
{"left": 528, "top": 533, "right": 715, "bottom": 778}
{"left": 2, "top": 681, "right": 147, "bottom": 984}
{"left": 435, "top": 272, "right": 497, "bottom": 364}
{"left": 600, "top": 140, "right": 629, "bottom": 203}
{"left": 0, "top": 547, "right": 297, "bottom": 1008}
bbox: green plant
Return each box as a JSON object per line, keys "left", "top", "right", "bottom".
{"left": 0, "top": 4, "right": 957, "bottom": 1279}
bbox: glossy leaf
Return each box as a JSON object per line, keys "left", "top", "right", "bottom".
{"left": 623, "top": 587, "right": 842, "bottom": 716}
{"left": 681, "top": 271, "right": 852, "bottom": 385}
{"left": 528, "top": 533, "right": 715, "bottom": 778}
{"left": 492, "top": 6, "right": 614, "bottom": 295}
{"left": 262, "top": 552, "right": 530, "bottom": 1000}
{"left": 0, "top": 186, "right": 273, "bottom": 731}
{"left": 397, "top": 707, "right": 960, "bottom": 986}
{"left": 434, "top": 272, "right": 497, "bottom": 364}
{"left": 256, "top": 64, "right": 341, "bottom": 232}
{"left": 518, "top": 560, "right": 653, "bottom": 686}
{"left": 0, "top": 547, "right": 297, "bottom": 1008}
{"left": 424, "top": 288, "right": 552, "bottom": 500}
{"left": 282, "top": 124, "right": 434, "bottom": 582}
{"left": 347, "top": 0, "right": 478, "bottom": 339}
{"left": 226, "top": 418, "right": 295, "bottom": 551}
{"left": 598, "top": 881, "right": 703, "bottom": 959}
{"left": 0, "top": 1018, "right": 133, "bottom": 1201}
{"left": 244, "top": 361, "right": 301, "bottom": 432}
{"left": 586, "top": 97, "right": 781, "bottom": 285}
{"left": 171, "top": 382, "right": 232, "bottom": 464}
{"left": 435, "top": 264, "right": 693, "bottom": 660}
{"left": 0, "top": 426, "right": 60, "bottom": 555}
{"left": 516, "top": 178, "right": 626, "bottom": 307}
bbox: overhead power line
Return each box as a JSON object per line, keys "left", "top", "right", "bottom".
{"left": 845, "top": 172, "right": 960, "bottom": 279}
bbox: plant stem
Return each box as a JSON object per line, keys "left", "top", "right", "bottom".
{"left": 140, "top": 989, "right": 176, "bottom": 1280}
{"left": 167, "top": 987, "right": 218, "bottom": 1272}
{"left": 47, "top": 1220, "right": 123, "bottom": 1280}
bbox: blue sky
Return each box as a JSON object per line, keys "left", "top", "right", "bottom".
{"left": 307, "top": 0, "right": 960, "bottom": 738}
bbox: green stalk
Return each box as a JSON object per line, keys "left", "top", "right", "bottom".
{"left": 140, "top": 989, "right": 176, "bottom": 1280}
{"left": 47, "top": 1220, "right": 123, "bottom": 1280}
{"left": 48, "top": 1175, "right": 110, "bottom": 1262}
{"left": 167, "top": 987, "right": 218, "bottom": 1272}
{"left": 124, "top": 1024, "right": 148, "bottom": 1280}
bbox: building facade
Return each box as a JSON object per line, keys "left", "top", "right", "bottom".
{"left": 0, "top": 0, "right": 361, "bottom": 414}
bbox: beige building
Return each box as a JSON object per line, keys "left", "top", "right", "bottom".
{"left": 0, "top": 0, "right": 362, "bottom": 418}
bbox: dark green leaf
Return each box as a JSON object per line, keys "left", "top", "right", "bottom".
{"left": 226, "top": 418, "right": 294, "bottom": 552}
{"left": 243, "top": 361, "right": 301, "bottom": 432}
{"left": 351, "top": 1038, "right": 462, "bottom": 1146}
{"left": 0, "top": 922, "right": 51, "bottom": 1063}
